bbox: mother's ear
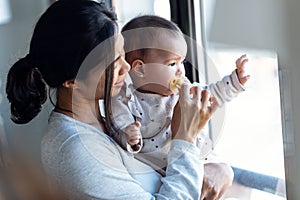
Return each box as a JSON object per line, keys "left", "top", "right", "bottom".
{"left": 131, "top": 59, "right": 145, "bottom": 78}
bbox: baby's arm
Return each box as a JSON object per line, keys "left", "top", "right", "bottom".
{"left": 208, "top": 54, "right": 250, "bottom": 107}
{"left": 110, "top": 90, "right": 138, "bottom": 151}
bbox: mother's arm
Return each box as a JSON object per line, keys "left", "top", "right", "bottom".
{"left": 56, "top": 132, "right": 203, "bottom": 200}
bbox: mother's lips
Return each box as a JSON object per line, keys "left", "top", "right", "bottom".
{"left": 114, "top": 80, "right": 125, "bottom": 87}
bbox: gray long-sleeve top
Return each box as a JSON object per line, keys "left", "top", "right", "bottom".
{"left": 41, "top": 112, "right": 203, "bottom": 200}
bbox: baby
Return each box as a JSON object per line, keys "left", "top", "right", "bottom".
{"left": 109, "top": 15, "right": 250, "bottom": 172}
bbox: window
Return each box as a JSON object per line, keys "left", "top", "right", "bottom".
{"left": 198, "top": 0, "right": 287, "bottom": 199}
{"left": 112, "top": 0, "right": 170, "bottom": 26}
{"left": 207, "top": 48, "right": 286, "bottom": 199}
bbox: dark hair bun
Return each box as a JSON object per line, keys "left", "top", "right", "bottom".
{"left": 6, "top": 57, "right": 47, "bottom": 124}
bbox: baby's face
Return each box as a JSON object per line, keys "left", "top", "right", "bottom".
{"left": 130, "top": 36, "right": 187, "bottom": 96}
{"left": 149, "top": 49, "right": 186, "bottom": 77}
{"left": 130, "top": 50, "right": 186, "bottom": 96}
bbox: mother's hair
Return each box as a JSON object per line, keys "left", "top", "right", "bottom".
{"left": 6, "top": 0, "right": 117, "bottom": 124}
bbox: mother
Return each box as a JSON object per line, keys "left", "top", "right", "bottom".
{"left": 6, "top": 0, "right": 217, "bottom": 199}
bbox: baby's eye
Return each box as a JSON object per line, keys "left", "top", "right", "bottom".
{"left": 181, "top": 59, "right": 187, "bottom": 65}
{"left": 168, "top": 62, "right": 176, "bottom": 67}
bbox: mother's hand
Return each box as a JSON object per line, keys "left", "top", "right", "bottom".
{"left": 200, "top": 163, "right": 234, "bottom": 200}
{"left": 171, "top": 83, "right": 218, "bottom": 143}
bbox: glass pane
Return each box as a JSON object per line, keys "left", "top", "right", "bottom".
{"left": 207, "top": 47, "right": 286, "bottom": 199}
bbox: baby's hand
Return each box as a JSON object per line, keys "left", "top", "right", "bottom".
{"left": 125, "top": 121, "right": 142, "bottom": 147}
{"left": 236, "top": 54, "right": 250, "bottom": 85}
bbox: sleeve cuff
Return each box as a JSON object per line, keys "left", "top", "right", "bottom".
{"left": 126, "top": 139, "right": 143, "bottom": 154}
{"left": 169, "top": 139, "right": 200, "bottom": 158}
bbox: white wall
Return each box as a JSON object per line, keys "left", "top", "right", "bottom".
{"left": 0, "top": 0, "right": 49, "bottom": 160}
{"left": 285, "top": 2, "right": 300, "bottom": 199}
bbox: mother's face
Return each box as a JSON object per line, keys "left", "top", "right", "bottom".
{"left": 79, "top": 34, "right": 130, "bottom": 100}
{"left": 97, "top": 34, "right": 130, "bottom": 99}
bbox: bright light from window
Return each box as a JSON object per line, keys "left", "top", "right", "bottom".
{"left": 0, "top": 0, "right": 12, "bottom": 24}
{"left": 154, "top": 0, "right": 170, "bottom": 20}
{"left": 208, "top": 48, "right": 286, "bottom": 199}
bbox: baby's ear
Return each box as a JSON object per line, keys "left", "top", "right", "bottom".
{"left": 131, "top": 59, "right": 145, "bottom": 78}
{"left": 62, "top": 79, "right": 76, "bottom": 89}
{"left": 131, "top": 59, "right": 144, "bottom": 69}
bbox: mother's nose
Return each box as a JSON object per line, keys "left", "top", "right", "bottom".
{"left": 119, "top": 57, "right": 130, "bottom": 74}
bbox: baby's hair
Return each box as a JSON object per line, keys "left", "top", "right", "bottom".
{"left": 6, "top": 0, "right": 117, "bottom": 124}
{"left": 121, "top": 15, "right": 184, "bottom": 65}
